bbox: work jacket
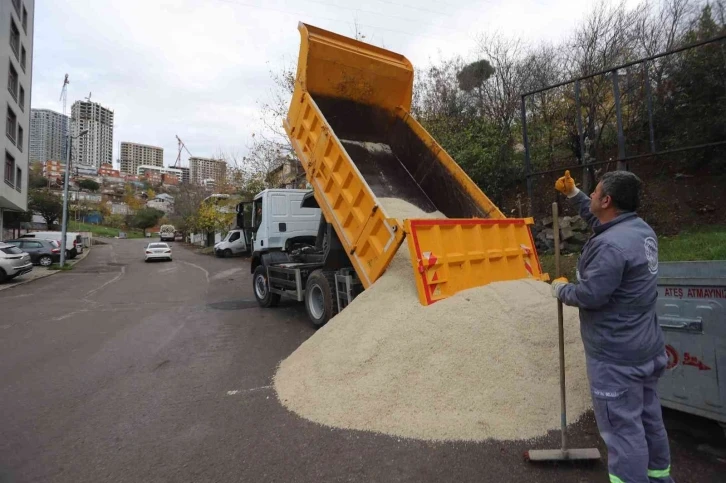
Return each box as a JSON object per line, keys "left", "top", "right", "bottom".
{"left": 559, "top": 191, "right": 665, "bottom": 365}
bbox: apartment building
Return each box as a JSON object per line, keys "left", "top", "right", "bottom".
{"left": 29, "top": 108, "right": 68, "bottom": 164}
{"left": 1, "top": 0, "right": 34, "bottom": 232}
{"left": 136, "top": 164, "right": 182, "bottom": 183}
{"left": 177, "top": 166, "right": 190, "bottom": 184}
{"left": 71, "top": 100, "right": 113, "bottom": 168}
{"left": 189, "top": 157, "right": 226, "bottom": 186}
{"left": 42, "top": 160, "right": 64, "bottom": 180}
{"left": 119, "top": 142, "right": 163, "bottom": 176}
{"left": 98, "top": 163, "right": 120, "bottom": 178}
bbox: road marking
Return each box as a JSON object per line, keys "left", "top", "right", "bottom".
{"left": 159, "top": 266, "right": 178, "bottom": 274}
{"left": 179, "top": 261, "right": 210, "bottom": 284}
{"left": 210, "top": 267, "right": 243, "bottom": 282}
{"left": 226, "top": 386, "right": 272, "bottom": 396}
{"left": 84, "top": 266, "right": 126, "bottom": 298}
{"left": 53, "top": 309, "right": 90, "bottom": 321}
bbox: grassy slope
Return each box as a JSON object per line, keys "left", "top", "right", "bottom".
{"left": 67, "top": 221, "right": 145, "bottom": 239}
{"left": 539, "top": 225, "right": 726, "bottom": 281}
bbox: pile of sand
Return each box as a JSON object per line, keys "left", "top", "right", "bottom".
{"left": 273, "top": 199, "right": 591, "bottom": 442}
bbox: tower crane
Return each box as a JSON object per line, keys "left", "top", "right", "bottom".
{"left": 174, "top": 135, "right": 193, "bottom": 167}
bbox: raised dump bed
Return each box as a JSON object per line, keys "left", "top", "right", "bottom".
{"left": 283, "top": 23, "right": 545, "bottom": 306}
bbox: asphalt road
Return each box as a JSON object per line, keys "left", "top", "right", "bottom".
{"left": 0, "top": 238, "right": 723, "bottom": 483}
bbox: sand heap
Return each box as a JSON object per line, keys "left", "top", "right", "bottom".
{"left": 274, "top": 198, "right": 591, "bottom": 442}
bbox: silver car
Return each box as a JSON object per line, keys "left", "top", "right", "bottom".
{"left": 0, "top": 242, "right": 33, "bottom": 283}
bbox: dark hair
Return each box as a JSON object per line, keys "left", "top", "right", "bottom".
{"left": 599, "top": 171, "right": 642, "bottom": 212}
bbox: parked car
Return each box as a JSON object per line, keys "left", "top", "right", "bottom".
{"left": 19, "top": 231, "right": 83, "bottom": 258}
{"left": 4, "top": 239, "right": 61, "bottom": 266}
{"left": 144, "top": 242, "right": 172, "bottom": 262}
{"left": 0, "top": 242, "right": 33, "bottom": 283}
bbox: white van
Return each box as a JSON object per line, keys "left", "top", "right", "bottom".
{"left": 214, "top": 229, "right": 248, "bottom": 257}
{"left": 21, "top": 231, "right": 84, "bottom": 259}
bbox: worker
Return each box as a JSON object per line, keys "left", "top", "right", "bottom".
{"left": 552, "top": 170, "right": 672, "bottom": 483}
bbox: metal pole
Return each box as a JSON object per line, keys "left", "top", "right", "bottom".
{"left": 59, "top": 133, "right": 72, "bottom": 266}
{"left": 643, "top": 62, "right": 656, "bottom": 153}
{"left": 575, "top": 80, "right": 588, "bottom": 193}
{"left": 521, "top": 95, "right": 533, "bottom": 216}
{"left": 552, "top": 202, "right": 567, "bottom": 452}
{"left": 612, "top": 70, "right": 627, "bottom": 170}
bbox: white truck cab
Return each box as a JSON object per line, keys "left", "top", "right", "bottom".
{"left": 251, "top": 189, "right": 320, "bottom": 254}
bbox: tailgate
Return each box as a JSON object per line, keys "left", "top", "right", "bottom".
{"left": 404, "top": 218, "right": 547, "bottom": 305}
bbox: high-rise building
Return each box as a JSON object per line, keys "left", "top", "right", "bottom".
{"left": 29, "top": 108, "right": 68, "bottom": 164}
{"left": 189, "top": 157, "right": 227, "bottom": 186}
{"left": 70, "top": 100, "right": 114, "bottom": 168}
{"left": 1, "top": 0, "right": 34, "bottom": 229}
{"left": 119, "top": 142, "right": 163, "bottom": 176}
{"left": 177, "top": 166, "right": 190, "bottom": 184}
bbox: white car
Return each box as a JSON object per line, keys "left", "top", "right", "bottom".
{"left": 144, "top": 242, "right": 172, "bottom": 262}
{"left": 0, "top": 242, "right": 33, "bottom": 283}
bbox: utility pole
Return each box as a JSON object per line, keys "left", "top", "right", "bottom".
{"left": 59, "top": 75, "right": 70, "bottom": 266}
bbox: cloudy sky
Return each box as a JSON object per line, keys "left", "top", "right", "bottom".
{"left": 31, "top": 0, "right": 619, "bottom": 168}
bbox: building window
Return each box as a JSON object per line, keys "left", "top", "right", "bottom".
{"left": 22, "top": 6, "right": 28, "bottom": 33}
{"left": 7, "top": 61, "right": 18, "bottom": 100}
{"left": 9, "top": 19, "right": 19, "bottom": 59}
{"left": 4, "top": 151, "right": 14, "bottom": 187}
{"left": 15, "top": 166, "right": 21, "bottom": 192}
{"left": 20, "top": 45, "right": 26, "bottom": 71}
{"left": 12, "top": 0, "right": 20, "bottom": 16}
{"left": 6, "top": 106, "right": 17, "bottom": 143}
{"left": 17, "top": 125, "right": 23, "bottom": 151}
{"left": 19, "top": 85, "right": 24, "bottom": 110}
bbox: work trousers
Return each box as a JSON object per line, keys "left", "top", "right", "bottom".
{"left": 586, "top": 352, "right": 673, "bottom": 483}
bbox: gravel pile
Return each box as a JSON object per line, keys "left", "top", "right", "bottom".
{"left": 274, "top": 199, "right": 591, "bottom": 442}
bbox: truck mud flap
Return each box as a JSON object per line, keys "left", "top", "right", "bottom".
{"left": 404, "top": 218, "right": 546, "bottom": 306}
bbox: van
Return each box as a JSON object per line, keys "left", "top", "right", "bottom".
{"left": 21, "top": 231, "right": 83, "bottom": 259}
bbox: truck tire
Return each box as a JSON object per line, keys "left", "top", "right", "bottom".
{"left": 305, "top": 270, "right": 337, "bottom": 327}
{"left": 253, "top": 265, "right": 280, "bottom": 308}
{"left": 224, "top": 249, "right": 232, "bottom": 258}
{"left": 69, "top": 248, "right": 78, "bottom": 259}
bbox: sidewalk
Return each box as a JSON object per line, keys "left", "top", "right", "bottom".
{"left": 0, "top": 247, "right": 91, "bottom": 292}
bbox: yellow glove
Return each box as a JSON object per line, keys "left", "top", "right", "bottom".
{"left": 554, "top": 170, "right": 579, "bottom": 197}
{"left": 551, "top": 276, "right": 569, "bottom": 299}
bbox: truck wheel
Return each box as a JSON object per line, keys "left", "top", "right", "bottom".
{"left": 305, "top": 270, "right": 337, "bottom": 327}
{"left": 224, "top": 249, "right": 232, "bottom": 258}
{"left": 253, "top": 265, "right": 280, "bottom": 308}
{"left": 69, "top": 248, "right": 78, "bottom": 259}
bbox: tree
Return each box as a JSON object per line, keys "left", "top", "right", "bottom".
{"left": 29, "top": 190, "right": 63, "bottom": 228}
{"left": 132, "top": 208, "right": 164, "bottom": 235}
{"left": 456, "top": 59, "right": 495, "bottom": 111}
{"left": 2, "top": 209, "right": 32, "bottom": 238}
{"left": 188, "top": 199, "right": 235, "bottom": 236}
{"left": 79, "top": 179, "right": 100, "bottom": 192}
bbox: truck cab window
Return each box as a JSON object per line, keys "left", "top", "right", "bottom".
{"left": 252, "top": 199, "right": 263, "bottom": 232}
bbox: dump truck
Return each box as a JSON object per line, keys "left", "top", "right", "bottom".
{"left": 250, "top": 23, "right": 546, "bottom": 326}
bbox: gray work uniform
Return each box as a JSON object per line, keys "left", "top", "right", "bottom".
{"left": 559, "top": 191, "right": 672, "bottom": 483}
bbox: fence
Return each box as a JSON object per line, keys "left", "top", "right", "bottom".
{"left": 519, "top": 34, "right": 726, "bottom": 222}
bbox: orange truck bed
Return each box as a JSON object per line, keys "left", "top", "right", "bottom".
{"left": 284, "top": 23, "right": 546, "bottom": 305}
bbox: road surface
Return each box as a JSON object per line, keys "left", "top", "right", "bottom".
{"left": 0, "top": 238, "right": 723, "bottom": 482}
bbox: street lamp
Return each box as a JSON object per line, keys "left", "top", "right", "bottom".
{"left": 59, "top": 128, "right": 88, "bottom": 266}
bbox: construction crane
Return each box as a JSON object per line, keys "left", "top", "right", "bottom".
{"left": 174, "top": 135, "right": 193, "bottom": 167}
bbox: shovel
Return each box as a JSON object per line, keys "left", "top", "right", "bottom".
{"left": 527, "top": 202, "right": 600, "bottom": 462}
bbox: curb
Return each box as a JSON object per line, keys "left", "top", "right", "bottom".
{"left": 0, "top": 246, "right": 91, "bottom": 292}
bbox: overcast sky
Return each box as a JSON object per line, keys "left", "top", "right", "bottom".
{"left": 31, "top": 0, "right": 625, "bottom": 168}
